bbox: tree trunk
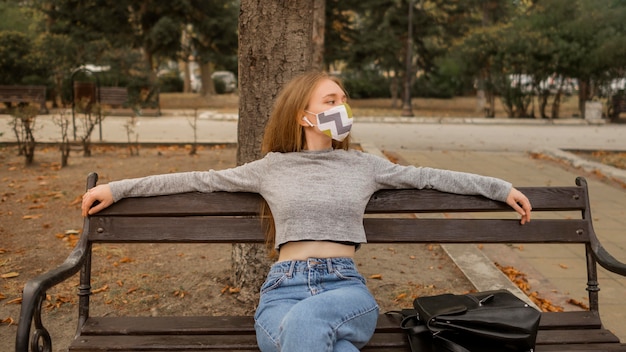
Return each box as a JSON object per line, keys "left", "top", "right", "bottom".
{"left": 312, "top": 0, "right": 325, "bottom": 70}
{"left": 199, "top": 62, "right": 215, "bottom": 96}
{"left": 181, "top": 60, "right": 192, "bottom": 93}
{"left": 234, "top": 0, "right": 316, "bottom": 301}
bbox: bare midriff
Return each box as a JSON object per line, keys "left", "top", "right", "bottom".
{"left": 277, "top": 241, "right": 356, "bottom": 262}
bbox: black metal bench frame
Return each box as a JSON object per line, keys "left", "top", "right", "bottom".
{"left": 16, "top": 174, "right": 626, "bottom": 351}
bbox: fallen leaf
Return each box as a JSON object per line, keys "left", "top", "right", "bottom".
{"left": 567, "top": 298, "right": 589, "bottom": 310}
{"left": 369, "top": 274, "right": 383, "bottom": 280}
{"left": 2, "top": 317, "right": 15, "bottom": 326}
{"left": 1, "top": 272, "right": 19, "bottom": 279}
{"left": 559, "top": 263, "right": 568, "bottom": 269}
{"left": 395, "top": 293, "right": 407, "bottom": 301}
{"left": 22, "top": 214, "right": 42, "bottom": 220}
{"left": 7, "top": 297, "right": 22, "bottom": 305}
{"left": 92, "top": 285, "right": 109, "bottom": 294}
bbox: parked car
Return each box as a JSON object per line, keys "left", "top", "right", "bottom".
{"left": 211, "top": 71, "right": 237, "bottom": 93}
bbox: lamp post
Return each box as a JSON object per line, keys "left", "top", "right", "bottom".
{"left": 401, "top": 0, "right": 415, "bottom": 117}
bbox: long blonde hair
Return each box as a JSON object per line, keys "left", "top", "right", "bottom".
{"left": 261, "top": 71, "right": 351, "bottom": 256}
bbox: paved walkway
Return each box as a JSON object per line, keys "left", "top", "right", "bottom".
{"left": 2, "top": 110, "right": 626, "bottom": 339}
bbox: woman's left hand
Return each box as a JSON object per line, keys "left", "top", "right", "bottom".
{"left": 506, "top": 187, "right": 532, "bottom": 224}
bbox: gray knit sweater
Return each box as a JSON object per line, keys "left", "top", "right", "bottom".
{"left": 108, "top": 149, "right": 512, "bottom": 248}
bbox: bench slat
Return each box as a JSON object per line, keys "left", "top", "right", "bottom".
{"left": 88, "top": 217, "right": 591, "bottom": 244}
{"left": 537, "top": 328, "right": 621, "bottom": 345}
{"left": 97, "top": 187, "right": 586, "bottom": 217}
{"left": 80, "top": 312, "right": 603, "bottom": 336}
{"left": 69, "top": 332, "right": 625, "bottom": 352}
{"left": 69, "top": 333, "right": 410, "bottom": 351}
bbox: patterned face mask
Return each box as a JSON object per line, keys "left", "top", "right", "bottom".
{"left": 304, "top": 103, "right": 353, "bottom": 142}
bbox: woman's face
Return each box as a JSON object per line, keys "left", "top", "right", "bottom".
{"left": 305, "top": 78, "right": 347, "bottom": 121}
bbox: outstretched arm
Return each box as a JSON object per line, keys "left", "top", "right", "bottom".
{"left": 81, "top": 184, "right": 113, "bottom": 216}
{"left": 505, "top": 187, "right": 532, "bottom": 224}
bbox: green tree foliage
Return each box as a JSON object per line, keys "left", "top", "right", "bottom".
{"left": 15, "top": 0, "right": 238, "bottom": 98}
{"left": 0, "top": 31, "right": 32, "bottom": 85}
{"left": 450, "top": 0, "right": 626, "bottom": 118}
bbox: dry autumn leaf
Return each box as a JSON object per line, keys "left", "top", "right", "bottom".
{"left": 22, "top": 214, "right": 42, "bottom": 220}
{"left": 2, "top": 317, "right": 15, "bottom": 326}
{"left": 369, "top": 274, "right": 383, "bottom": 280}
{"left": 1, "top": 272, "right": 19, "bottom": 279}
{"left": 394, "top": 293, "right": 407, "bottom": 301}
{"left": 559, "top": 263, "right": 569, "bottom": 269}
{"left": 7, "top": 297, "right": 22, "bottom": 305}
{"left": 567, "top": 298, "right": 589, "bottom": 310}
{"left": 92, "top": 285, "right": 109, "bottom": 294}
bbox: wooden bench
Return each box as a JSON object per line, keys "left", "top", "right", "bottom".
{"left": 610, "top": 94, "right": 626, "bottom": 121}
{"left": 0, "top": 85, "right": 47, "bottom": 113}
{"left": 16, "top": 174, "right": 626, "bottom": 351}
{"left": 99, "top": 87, "right": 129, "bottom": 109}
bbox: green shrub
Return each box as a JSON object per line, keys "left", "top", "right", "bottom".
{"left": 158, "top": 72, "right": 183, "bottom": 93}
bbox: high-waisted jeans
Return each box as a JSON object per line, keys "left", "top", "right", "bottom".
{"left": 254, "top": 257, "right": 379, "bottom": 352}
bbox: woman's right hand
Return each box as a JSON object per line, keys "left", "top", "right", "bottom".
{"left": 81, "top": 184, "right": 114, "bottom": 217}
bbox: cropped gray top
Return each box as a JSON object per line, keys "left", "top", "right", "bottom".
{"left": 108, "top": 149, "right": 511, "bottom": 249}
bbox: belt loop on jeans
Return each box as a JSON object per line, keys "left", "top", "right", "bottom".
{"left": 287, "top": 260, "right": 296, "bottom": 278}
{"left": 326, "top": 258, "right": 334, "bottom": 273}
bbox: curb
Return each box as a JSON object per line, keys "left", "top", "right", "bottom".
{"left": 536, "top": 148, "right": 626, "bottom": 185}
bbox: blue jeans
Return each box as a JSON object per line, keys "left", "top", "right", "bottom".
{"left": 254, "top": 257, "right": 379, "bottom": 352}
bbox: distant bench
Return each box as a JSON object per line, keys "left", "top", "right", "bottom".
{"left": 16, "top": 174, "right": 626, "bottom": 351}
{"left": 0, "top": 85, "right": 47, "bottom": 113}
{"left": 99, "top": 87, "right": 128, "bottom": 109}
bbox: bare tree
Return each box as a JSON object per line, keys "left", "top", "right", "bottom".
{"left": 234, "top": 0, "right": 316, "bottom": 300}
{"left": 52, "top": 109, "right": 71, "bottom": 167}
{"left": 9, "top": 104, "right": 39, "bottom": 165}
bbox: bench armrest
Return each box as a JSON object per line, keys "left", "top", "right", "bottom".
{"left": 590, "top": 240, "right": 626, "bottom": 276}
{"left": 16, "top": 173, "right": 98, "bottom": 352}
{"left": 577, "top": 177, "right": 626, "bottom": 277}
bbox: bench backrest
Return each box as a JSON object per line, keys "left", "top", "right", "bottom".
{"left": 89, "top": 178, "right": 590, "bottom": 245}
{"left": 83, "top": 173, "right": 619, "bottom": 315}
{"left": 99, "top": 87, "right": 128, "bottom": 106}
{"left": 0, "top": 85, "right": 47, "bottom": 110}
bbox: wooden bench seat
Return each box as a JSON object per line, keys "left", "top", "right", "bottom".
{"left": 15, "top": 174, "right": 626, "bottom": 351}
{"left": 0, "top": 85, "right": 47, "bottom": 113}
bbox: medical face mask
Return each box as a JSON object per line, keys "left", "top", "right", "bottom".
{"left": 303, "top": 103, "right": 353, "bottom": 142}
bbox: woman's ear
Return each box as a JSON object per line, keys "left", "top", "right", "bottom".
{"left": 301, "top": 116, "right": 314, "bottom": 127}
{"left": 299, "top": 111, "right": 314, "bottom": 127}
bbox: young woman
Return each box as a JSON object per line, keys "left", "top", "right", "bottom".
{"left": 82, "top": 71, "right": 532, "bottom": 352}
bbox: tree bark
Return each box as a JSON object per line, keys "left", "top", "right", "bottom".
{"left": 312, "top": 0, "right": 326, "bottom": 70}
{"left": 234, "top": 0, "right": 315, "bottom": 301}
